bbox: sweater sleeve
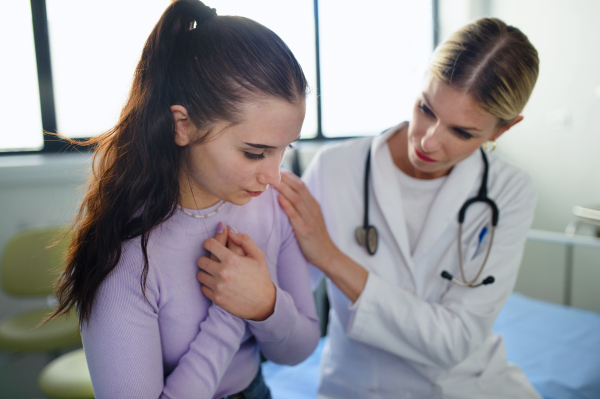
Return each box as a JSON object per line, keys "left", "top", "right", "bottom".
{"left": 301, "top": 153, "right": 327, "bottom": 291}
{"left": 246, "top": 204, "right": 321, "bottom": 365}
{"left": 81, "top": 242, "right": 245, "bottom": 399}
{"left": 345, "top": 172, "right": 537, "bottom": 369}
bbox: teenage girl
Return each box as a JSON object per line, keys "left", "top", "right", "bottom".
{"left": 49, "top": 1, "right": 320, "bottom": 398}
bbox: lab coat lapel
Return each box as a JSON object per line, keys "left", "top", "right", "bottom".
{"left": 412, "top": 150, "right": 482, "bottom": 265}
{"left": 371, "top": 128, "right": 415, "bottom": 271}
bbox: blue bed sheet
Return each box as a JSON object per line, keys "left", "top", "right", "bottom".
{"left": 262, "top": 293, "right": 600, "bottom": 399}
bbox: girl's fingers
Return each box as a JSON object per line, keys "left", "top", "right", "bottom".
{"left": 203, "top": 237, "right": 230, "bottom": 262}
{"left": 197, "top": 255, "right": 221, "bottom": 275}
{"left": 226, "top": 228, "right": 245, "bottom": 256}
{"left": 214, "top": 222, "right": 228, "bottom": 245}
{"left": 197, "top": 269, "right": 216, "bottom": 288}
{"left": 212, "top": 222, "right": 228, "bottom": 261}
{"left": 200, "top": 284, "right": 215, "bottom": 302}
{"left": 227, "top": 231, "right": 264, "bottom": 261}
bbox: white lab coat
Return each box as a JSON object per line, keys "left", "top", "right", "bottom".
{"left": 303, "top": 124, "right": 541, "bottom": 399}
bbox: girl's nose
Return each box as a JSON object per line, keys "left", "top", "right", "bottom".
{"left": 257, "top": 156, "right": 282, "bottom": 187}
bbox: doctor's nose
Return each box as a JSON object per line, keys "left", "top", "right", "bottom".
{"left": 421, "top": 124, "right": 442, "bottom": 153}
{"left": 257, "top": 157, "right": 281, "bottom": 187}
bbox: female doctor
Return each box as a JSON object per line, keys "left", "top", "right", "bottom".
{"left": 275, "top": 18, "right": 541, "bottom": 399}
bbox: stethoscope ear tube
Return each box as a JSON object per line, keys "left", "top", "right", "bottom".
{"left": 356, "top": 144, "right": 379, "bottom": 255}
{"left": 448, "top": 149, "right": 499, "bottom": 287}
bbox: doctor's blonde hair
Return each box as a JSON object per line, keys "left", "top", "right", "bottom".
{"left": 429, "top": 17, "right": 539, "bottom": 125}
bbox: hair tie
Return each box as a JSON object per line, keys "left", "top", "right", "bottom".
{"left": 191, "top": 2, "right": 217, "bottom": 25}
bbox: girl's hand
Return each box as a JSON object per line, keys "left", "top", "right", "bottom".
{"left": 274, "top": 170, "right": 339, "bottom": 271}
{"left": 197, "top": 226, "right": 276, "bottom": 321}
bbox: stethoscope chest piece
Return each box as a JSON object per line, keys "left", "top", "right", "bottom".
{"left": 355, "top": 225, "right": 378, "bottom": 255}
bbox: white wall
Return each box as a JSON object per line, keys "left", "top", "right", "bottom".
{"left": 438, "top": 0, "right": 600, "bottom": 311}
{"left": 491, "top": 0, "right": 600, "bottom": 311}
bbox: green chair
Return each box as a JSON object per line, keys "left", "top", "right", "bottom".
{"left": 38, "top": 348, "right": 94, "bottom": 399}
{"left": 0, "top": 227, "right": 81, "bottom": 353}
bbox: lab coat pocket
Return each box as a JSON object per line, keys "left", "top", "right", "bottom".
{"left": 468, "top": 224, "right": 491, "bottom": 261}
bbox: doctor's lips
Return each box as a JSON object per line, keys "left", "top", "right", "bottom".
{"left": 415, "top": 148, "right": 436, "bottom": 162}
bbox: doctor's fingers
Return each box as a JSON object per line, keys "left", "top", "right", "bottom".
{"left": 274, "top": 180, "right": 304, "bottom": 211}
{"left": 278, "top": 194, "right": 315, "bottom": 240}
{"left": 276, "top": 178, "right": 317, "bottom": 218}
{"left": 280, "top": 170, "right": 314, "bottom": 201}
{"left": 278, "top": 193, "right": 336, "bottom": 266}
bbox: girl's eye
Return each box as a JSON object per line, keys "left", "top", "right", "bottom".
{"left": 287, "top": 143, "right": 295, "bottom": 150}
{"left": 244, "top": 152, "right": 266, "bottom": 160}
{"left": 418, "top": 102, "right": 434, "bottom": 117}
{"left": 454, "top": 128, "right": 473, "bottom": 140}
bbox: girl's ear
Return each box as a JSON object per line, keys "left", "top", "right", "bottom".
{"left": 171, "top": 105, "right": 196, "bottom": 146}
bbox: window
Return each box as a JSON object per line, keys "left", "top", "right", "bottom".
{"left": 0, "top": 1, "right": 44, "bottom": 152}
{"left": 319, "top": 1, "right": 432, "bottom": 137}
{"left": 1, "top": 0, "right": 435, "bottom": 153}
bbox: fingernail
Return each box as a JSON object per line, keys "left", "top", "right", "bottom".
{"left": 227, "top": 225, "right": 238, "bottom": 234}
{"left": 216, "top": 221, "right": 224, "bottom": 234}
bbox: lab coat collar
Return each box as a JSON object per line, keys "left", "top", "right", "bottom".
{"left": 370, "top": 123, "right": 483, "bottom": 268}
{"left": 371, "top": 123, "right": 414, "bottom": 270}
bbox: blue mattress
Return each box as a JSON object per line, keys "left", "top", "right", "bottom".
{"left": 263, "top": 293, "right": 600, "bottom": 399}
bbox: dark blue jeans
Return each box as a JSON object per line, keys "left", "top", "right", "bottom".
{"left": 222, "top": 366, "right": 272, "bottom": 399}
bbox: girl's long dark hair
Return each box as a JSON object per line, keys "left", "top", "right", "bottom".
{"left": 49, "top": 0, "right": 307, "bottom": 327}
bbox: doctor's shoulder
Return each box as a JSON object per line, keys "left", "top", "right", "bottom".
{"left": 487, "top": 152, "right": 537, "bottom": 212}
{"left": 303, "top": 136, "right": 372, "bottom": 183}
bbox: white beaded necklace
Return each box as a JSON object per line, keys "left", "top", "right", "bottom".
{"left": 177, "top": 201, "right": 226, "bottom": 219}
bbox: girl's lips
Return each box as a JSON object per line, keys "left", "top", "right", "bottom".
{"left": 415, "top": 148, "right": 436, "bottom": 162}
{"left": 246, "top": 190, "right": 264, "bottom": 197}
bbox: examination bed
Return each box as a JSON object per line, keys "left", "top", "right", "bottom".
{"left": 263, "top": 293, "right": 600, "bottom": 399}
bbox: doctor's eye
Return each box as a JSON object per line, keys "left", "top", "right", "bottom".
{"left": 418, "top": 102, "right": 434, "bottom": 117}
{"left": 453, "top": 128, "right": 473, "bottom": 140}
{"left": 244, "top": 152, "right": 266, "bottom": 160}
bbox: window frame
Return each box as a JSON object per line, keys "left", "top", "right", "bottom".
{"left": 10, "top": 0, "right": 439, "bottom": 156}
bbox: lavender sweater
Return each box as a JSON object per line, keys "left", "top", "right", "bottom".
{"left": 81, "top": 187, "right": 320, "bottom": 399}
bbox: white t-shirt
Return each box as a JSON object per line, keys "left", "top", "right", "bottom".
{"left": 394, "top": 161, "right": 447, "bottom": 255}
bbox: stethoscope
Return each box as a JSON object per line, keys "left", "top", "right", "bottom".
{"left": 355, "top": 142, "right": 498, "bottom": 287}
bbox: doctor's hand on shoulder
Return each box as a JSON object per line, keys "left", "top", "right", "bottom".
{"left": 275, "top": 170, "right": 368, "bottom": 302}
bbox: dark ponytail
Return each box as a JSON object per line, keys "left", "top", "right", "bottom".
{"left": 49, "top": 0, "right": 307, "bottom": 326}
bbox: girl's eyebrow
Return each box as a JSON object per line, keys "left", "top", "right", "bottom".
{"left": 244, "top": 136, "right": 301, "bottom": 149}
{"left": 245, "top": 143, "right": 276, "bottom": 149}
